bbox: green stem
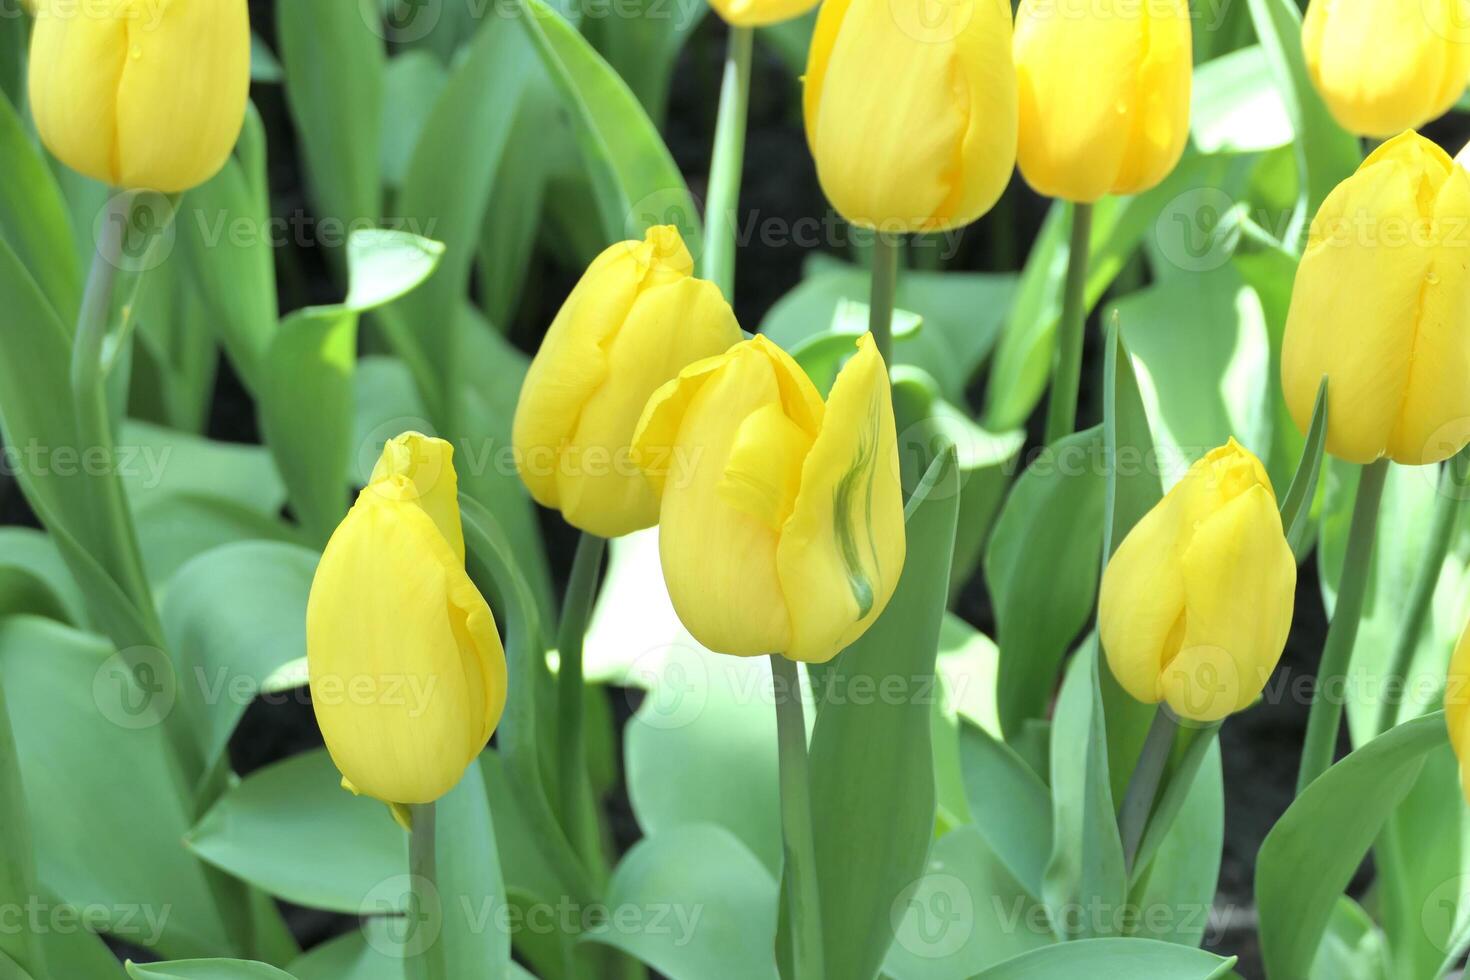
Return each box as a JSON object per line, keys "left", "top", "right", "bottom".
{"left": 700, "top": 25, "right": 752, "bottom": 298}
{"left": 1118, "top": 708, "right": 1178, "bottom": 876}
{"left": 73, "top": 192, "right": 157, "bottom": 627}
{"left": 1376, "top": 450, "right": 1470, "bottom": 734}
{"left": 770, "top": 655, "right": 824, "bottom": 980}
{"left": 407, "top": 803, "right": 445, "bottom": 980}
{"left": 1043, "top": 201, "right": 1094, "bottom": 445}
{"left": 1297, "top": 458, "right": 1390, "bottom": 794}
{"left": 557, "top": 532, "right": 607, "bottom": 882}
{"left": 868, "top": 232, "right": 900, "bottom": 366}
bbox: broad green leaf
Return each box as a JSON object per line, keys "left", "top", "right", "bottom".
{"left": 161, "top": 541, "right": 318, "bottom": 766}
{"left": 34, "top": 907, "right": 127, "bottom": 979}
{"left": 380, "top": 16, "right": 528, "bottom": 428}
{"left": 120, "top": 420, "right": 286, "bottom": 518}
{"left": 135, "top": 493, "right": 302, "bottom": 586}
{"left": 0, "top": 527, "right": 86, "bottom": 624}
{"left": 1043, "top": 648, "right": 1126, "bottom": 941}
{"left": 516, "top": 0, "right": 700, "bottom": 251}
{"left": 1190, "top": 46, "right": 1293, "bottom": 154}
{"left": 882, "top": 826, "right": 1053, "bottom": 980}
{"left": 1309, "top": 898, "right": 1390, "bottom": 980}
{"left": 1127, "top": 742, "right": 1223, "bottom": 947}
{"left": 0, "top": 86, "right": 80, "bottom": 322}
{"left": 186, "top": 750, "right": 407, "bottom": 914}
{"left": 131, "top": 252, "right": 218, "bottom": 433}
{"left": 584, "top": 824, "right": 779, "bottom": 980}
{"left": 969, "top": 938, "right": 1235, "bottom": 978}
{"left": 1279, "top": 377, "right": 1328, "bottom": 561}
{"left": 808, "top": 450, "right": 960, "bottom": 980}
{"left": 1233, "top": 243, "right": 1307, "bottom": 495}
{"left": 585, "top": 0, "right": 706, "bottom": 122}
{"left": 428, "top": 766, "right": 511, "bottom": 977}
{"left": 1257, "top": 712, "right": 1449, "bottom": 979}
{"left": 0, "top": 677, "right": 42, "bottom": 976}
{"left": 985, "top": 427, "right": 1106, "bottom": 734}
{"left": 287, "top": 926, "right": 403, "bottom": 980}
{"left": 0, "top": 617, "right": 232, "bottom": 957}
{"left": 936, "top": 614, "right": 1002, "bottom": 736}
{"left": 1243, "top": 0, "right": 1359, "bottom": 246}
{"left": 959, "top": 726, "right": 1053, "bottom": 903}
{"left": 277, "top": 0, "right": 384, "bottom": 248}
{"left": 126, "top": 961, "right": 296, "bottom": 980}
{"left": 260, "top": 230, "right": 444, "bottom": 542}
{"left": 380, "top": 52, "right": 449, "bottom": 189}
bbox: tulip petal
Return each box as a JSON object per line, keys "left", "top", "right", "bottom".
{"left": 1098, "top": 496, "right": 1189, "bottom": 707}
{"left": 1160, "top": 485, "right": 1295, "bottom": 723}
{"left": 777, "top": 334, "right": 905, "bottom": 663}
{"left": 711, "top": 0, "right": 820, "bottom": 28}
{"left": 1447, "top": 621, "right": 1470, "bottom": 801}
{"left": 29, "top": 7, "right": 128, "bottom": 186}
{"left": 370, "top": 432, "right": 465, "bottom": 562}
{"left": 718, "top": 402, "right": 814, "bottom": 531}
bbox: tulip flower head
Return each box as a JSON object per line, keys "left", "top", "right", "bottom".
{"left": 803, "top": 0, "right": 1019, "bottom": 232}
{"left": 634, "top": 333, "right": 905, "bottom": 663}
{"left": 29, "top": 0, "right": 251, "bottom": 193}
{"left": 307, "top": 433, "right": 507, "bottom": 806}
{"left": 1446, "top": 618, "right": 1470, "bottom": 802}
{"left": 1282, "top": 131, "right": 1470, "bottom": 466}
{"left": 710, "top": 0, "right": 818, "bottom": 27}
{"left": 1303, "top": 0, "right": 1470, "bottom": 139}
{"left": 1099, "top": 440, "right": 1296, "bottom": 723}
{"left": 1013, "top": 0, "right": 1192, "bottom": 203}
{"left": 513, "top": 225, "right": 743, "bottom": 538}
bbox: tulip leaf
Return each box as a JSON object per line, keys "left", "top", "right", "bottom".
{"left": 515, "top": 0, "right": 701, "bottom": 251}
{"left": 586, "top": 0, "right": 707, "bottom": 123}
{"left": 0, "top": 617, "right": 234, "bottom": 958}
{"left": 260, "top": 229, "right": 444, "bottom": 544}
{"left": 1257, "top": 711, "right": 1448, "bottom": 979}
{"left": 0, "top": 86, "right": 81, "bottom": 324}
{"left": 187, "top": 749, "right": 408, "bottom": 914}
{"left": 1190, "top": 45, "right": 1294, "bottom": 155}
{"left": 286, "top": 925, "right": 406, "bottom": 980}
{"left": 120, "top": 420, "right": 288, "bottom": 518}
{"left": 0, "top": 675, "right": 43, "bottom": 977}
{"left": 584, "top": 824, "right": 779, "bottom": 980}
{"left": 1279, "top": 377, "right": 1329, "bottom": 561}
{"left": 1242, "top": 0, "right": 1359, "bottom": 246}
{"left": 807, "top": 448, "right": 960, "bottom": 980}
{"left": 125, "top": 961, "right": 297, "bottom": 980}
{"left": 985, "top": 426, "right": 1106, "bottom": 734}
{"left": 1309, "top": 897, "right": 1391, "bottom": 980}
{"left": 161, "top": 540, "right": 319, "bottom": 767}
{"left": 420, "top": 766, "right": 512, "bottom": 978}
{"left": 958, "top": 725, "right": 1054, "bottom": 903}
{"left": 968, "top": 938, "right": 1236, "bottom": 978}
{"left": 380, "top": 52, "right": 450, "bottom": 190}
{"left": 0, "top": 527, "right": 87, "bottom": 626}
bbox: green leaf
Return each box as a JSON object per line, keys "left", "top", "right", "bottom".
{"left": 969, "top": 938, "right": 1236, "bottom": 978}
{"left": 1243, "top": 0, "right": 1359, "bottom": 245}
{"left": 0, "top": 675, "right": 42, "bottom": 976}
{"left": 515, "top": 0, "right": 700, "bottom": 251}
{"left": 380, "top": 52, "right": 449, "bottom": 189}
{"left": 959, "top": 725, "right": 1053, "bottom": 903}
{"left": 585, "top": 0, "right": 706, "bottom": 122}
{"left": 1309, "top": 898, "right": 1391, "bottom": 980}
{"left": 584, "top": 824, "right": 779, "bottom": 980}
{"left": 1190, "top": 46, "right": 1293, "bottom": 154}
{"left": 186, "top": 749, "right": 407, "bottom": 914}
{"left": 1257, "top": 712, "right": 1449, "bottom": 979}
{"left": 808, "top": 449, "right": 960, "bottom": 980}
{"left": 985, "top": 427, "right": 1106, "bottom": 733}
{"left": 0, "top": 86, "right": 81, "bottom": 323}
{"left": 1279, "top": 377, "right": 1329, "bottom": 560}
{"left": 287, "top": 926, "right": 404, "bottom": 980}
{"left": 0, "top": 527, "right": 86, "bottom": 625}
{"left": 126, "top": 961, "right": 296, "bottom": 980}
{"left": 161, "top": 541, "right": 319, "bottom": 767}
{"left": 1127, "top": 741, "right": 1223, "bottom": 947}
{"left": 0, "top": 617, "right": 233, "bottom": 958}
{"left": 260, "top": 230, "right": 444, "bottom": 542}
{"left": 277, "top": 0, "right": 384, "bottom": 245}
{"left": 135, "top": 493, "right": 302, "bottom": 586}
{"left": 121, "top": 420, "right": 286, "bottom": 517}
{"left": 427, "top": 766, "right": 511, "bottom": 977}
{"left": 478, "top": 82, "right": 558, "bottom": 330}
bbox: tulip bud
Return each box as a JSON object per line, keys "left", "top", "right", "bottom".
{"left": 803, "top": 0, "right": 1018, "bottom": 232}
{"left": 710, "top": 0, "right": 817, "bottom": 27}
{"left": 307, "top": 433, "right": 507, "bottom": 805}
{"left": 1447, "top": 618, "right": 1470, "bottom": 800}
{"left": 1282, "top": 131, "right": 1470, "bottom": 466}
{"left": 1013, "top": 0, "right": 1192, "bottom": 203}
{"left": 513, "top": 226, "right": 743, "bottom": 538}
{"left": 28, "top": 0, "right": 251, "bottom": 193}
{"left": 1099, "top": 440, "right": 1296, "bottom": 723}
{"left": 1303, "top": 0, "right": 1470, "bottom": 139}
{"left": 633, "top": 333, "right": 905, "bottom": 663}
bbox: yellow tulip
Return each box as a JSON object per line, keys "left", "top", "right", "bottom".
{"left": 710, "top": 0, "right": 817, "bottom": 27}
{"left": 1013, "top": 0, "right": 1192, "bottom": 203}
{"left": 307, "top": 433, "right": 507, "bottom": 805}
{"left": 28, "top": 0, "right": 251, "bottom": 193}
{"left": 1282, "top": 131, "right": 1470, "bottom": 466}
{"left": 633, "top": 333, "right": 905, "bottom": 663}
{"left": 803, "top": 0, "right": 1018, "bottom": 232}
{"left": 1099, "top": 440, "right": 1296, "bottom": 723}
{"left": 513, "top": 225, "right": 743, "bottom": 538}
{"left": 1303, "top": 0, "right": 1470, "bottom": 139}
{"left": 1446, "top": 618, "right": 1470, "bottom": 801}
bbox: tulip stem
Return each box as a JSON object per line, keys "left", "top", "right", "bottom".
{"left": 701, "top": 25, "right": 753, "bottom": 298}
{"left": 1297, "top": 458, "right": 1390, "bottom": 794}
{"left": 770, "top": 654, "right": 825, "bottom": 980}
{"left": 72, "top": 191, "right": 159, "bottom": 635}
{"left": 1118, "top": 707, "right": 1178, "bottom": 876}
{"left": 1376, "top": 450, "right": 1470, "bottom": 734}
{"left": 557, "top": 532, "right": 607, "bottom": 882}
{"left": 1043, "top": 201, "right": 1093, "bottom": 445}
{"left": 407, "top": 802, "right": 446, "bottom": 980}
{"left": 869, "top": 232, "right": 900, "bottom": 367}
